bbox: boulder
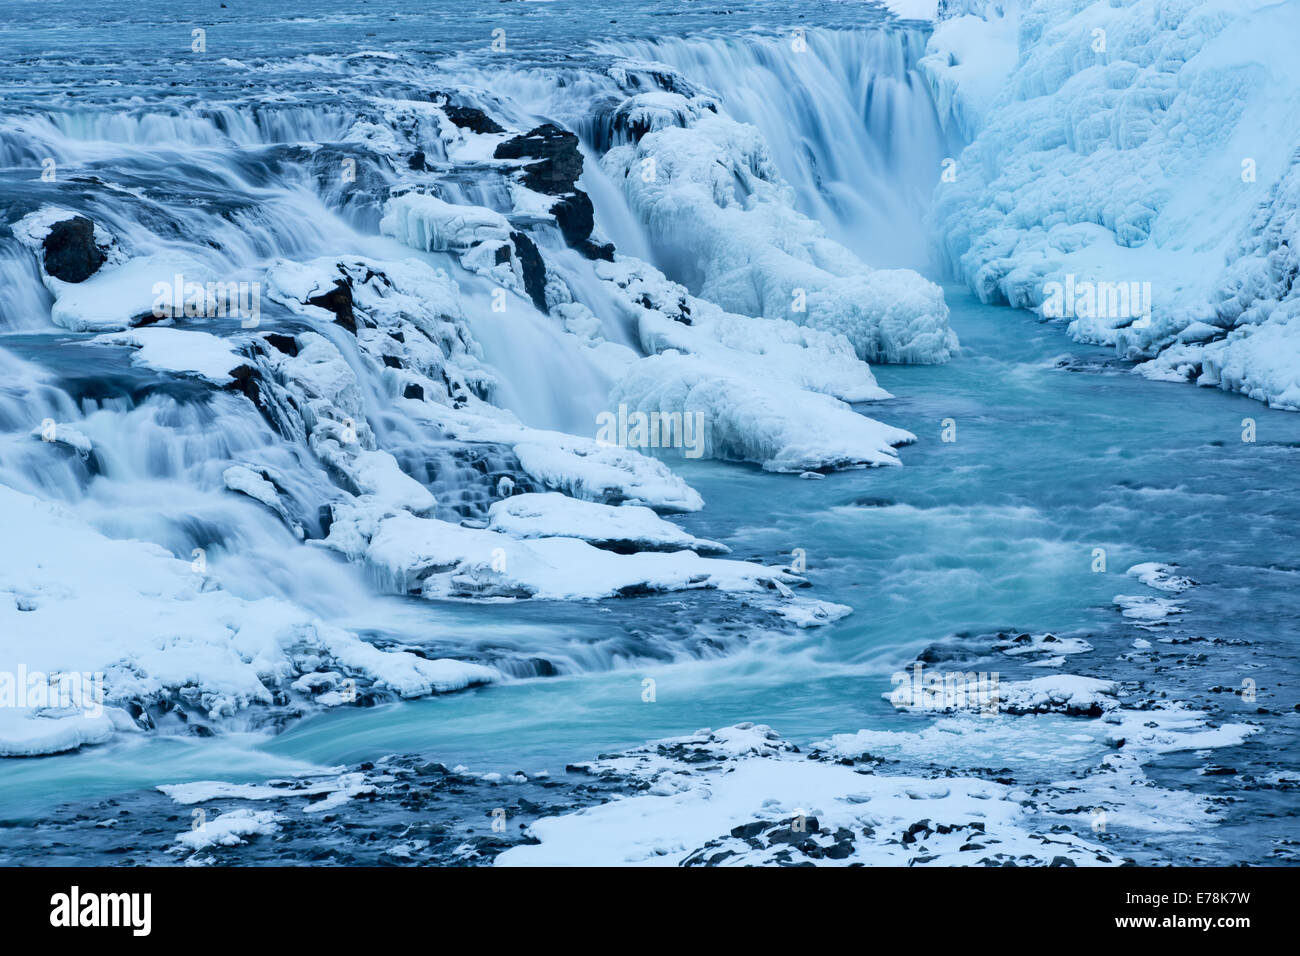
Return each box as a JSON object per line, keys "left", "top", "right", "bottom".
{"left": 42, "top": 216, "right": 105, "bottom": 283}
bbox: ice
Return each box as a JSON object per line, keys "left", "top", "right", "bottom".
{"left": 486, "top": 491, "right": 727, "bottom": 554}
{"left": 927, "top": 0, "right": 1300, "bottom": 408}
{"left": 379, "top": 192, "right": 512, "bottom": 253}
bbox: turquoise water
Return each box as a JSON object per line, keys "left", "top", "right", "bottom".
{"left": 7, "top": 288, "right": 1294, "bottom": 857}
{"left": 1, "top": 0, "right": 1296, "bottom": 864}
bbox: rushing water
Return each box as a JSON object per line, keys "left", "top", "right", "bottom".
{"left": 1, "top": 0, "right": 1297, "bottom": 865}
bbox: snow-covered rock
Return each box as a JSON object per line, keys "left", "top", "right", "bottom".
{"left": 497, "top": 723, "right": 1115, "bottom": 867}
{"left": 88, "top": 328, "right": 245, "bottom": 385}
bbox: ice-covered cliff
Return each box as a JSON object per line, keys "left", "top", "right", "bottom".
{"left": 924, "top": 0, "right": 1300, "bottom": 408}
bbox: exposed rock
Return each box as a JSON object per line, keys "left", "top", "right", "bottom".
{"left": 307, "top": 278, "right": 356, "bottom": 333}
{"left": 434, "top": 96, "right": 506, "bottom": 135}
{"left": 42, "top": 216, "right": 106, "bottom": 283}
{"left": 509, "top": 231, "right": 548, "bottom": 313}
{"left": 494, "top": 123, "right": 584, "bottom": 195}
{"left": 263, "top": 333, "right": 299, "bottom": 356}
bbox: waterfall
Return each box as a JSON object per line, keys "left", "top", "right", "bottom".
{"left": 0, "top": 17, "right": 958, "bottom": 697}
{"left": 593, "top": 27, "right": 962, "bottom": 271}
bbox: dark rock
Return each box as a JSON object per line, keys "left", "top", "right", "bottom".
{"left": 307, "top": 278, "right": 356, "bottom": 333}
{"left": 402, "top": 383, "right": 424, "bottom": 400}
{"left": 42, "top": 216, "right": 105, "bottom": 282}
{"left": 527, "top": 657, "right": 557, "bottom": 677}
{"left": 901, "top": 819, "right": 932, "bottom": 845}
{"left": 580, "top": 239, "right": 615, "bottom": 261}
{"left": 494, "top": 123, "right": 583, "bottom": 195}
{"left": 729, "top": 821, "right": 768, "bottom": 840}
{"left": 382, "top": 354, "right": 403, "bottom": 369}
{"left": 509, "top": 231, "right": 548, "bottom": 313}
{"left": 264, "top": 333, "right": 298, "bottom": 356}
{"left": 130, "top": 309, "right": 170, "bottom": 328}
{"left": 225, "top": 364, "right": 261, "bottom": 408}
{"left": 550, "top": 191, "right": 595, "bottom": 247}
{"left": 408, "top": 150, "right": 429, "bottom": 171}
{"left": 436, "top": 99, "right": 505, "bottom": 135}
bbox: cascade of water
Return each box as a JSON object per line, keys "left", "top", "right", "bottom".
{"left": 0, "top": 20, "right": 960, "bottom": 683}
{"left": 594, "top": 27, "right": 961, "bottom": 271}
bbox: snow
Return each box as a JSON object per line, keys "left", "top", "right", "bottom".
{"left": 173, "top": 809, "right": 280, "bottom": 851}
{"left": 1114, "top": 594, "right": 1184, "bottom": 624}
{"left": 584, "top": 255, "right": 915, "bottom": 473}
{"left": 422, "top": 408, "right": 707, "bottom": 512}
{"left": 28, "top": 422, "right": 93, "bottom": 457}
{"left": 927, "top": 0, "right": 1300, "bottom": 409}
{"left": 51, "top": 253, "right": 212, "bottom": 332}
{"left": 597, "top": 257, "right": 894, "bottom": 404}
{"left": 0, "top": 706, "right": 124, "bottom": 758}
{"left": 88, "top": 328, "right": 244, "bottom": 385}
{"left": 998, "top": 674, "right": 1117, "bottom": 715}
{"left": 0, "top": 482, "right": 499, "bottom": 754}
{"left": 610, "top": 351, "right": 913, "bottom": 473}
{"left": 324, "top": 504, "right": 827, "bottom": 610}
{"left": 876, "top": 0, "right": 940, "bottom": 20}
{"left": 918, "top": 4, "right": 1020, "bottom": 140}
{"left": 497, "top": 723, "right": 1113, "bottom": 866}
{"left": 1126, "top": 561, "right": 1195, "bottom": 593}
{"left": 487, "top": 492, "right": 727, "bottom": 554}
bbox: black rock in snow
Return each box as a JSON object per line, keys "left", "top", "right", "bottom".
{"left": 307, "top": 278, "right": 357, "bottom": 333}
{"left": 42, "top": 215, "right": 106, "bottom": 282}
{"left": 509, "top": 231, "right": 549, "bottom": 314}
{"left": 494, "top": 124, "right": 614, "bottom": 259}
{"left": 493, "top": 123, "right": 584, "bottom": 194}
{"left": 433, "top": 94, "right": 506, "bottom": 135}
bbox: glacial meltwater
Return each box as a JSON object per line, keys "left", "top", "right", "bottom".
{"left": 1, "top": 0, "right": 1297, "bottom": 866}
